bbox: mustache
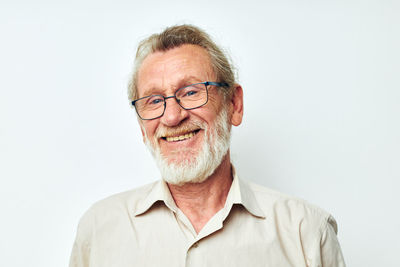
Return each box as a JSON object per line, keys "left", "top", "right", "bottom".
{"left": 155, "top": 120, "right": 206, "bottom": 138}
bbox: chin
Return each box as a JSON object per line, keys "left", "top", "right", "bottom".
{"left": 162, "top": 150, "right": 198, "bottom": 165}
{"left": 144, "top": 107, "right": 231, "bottom": 186}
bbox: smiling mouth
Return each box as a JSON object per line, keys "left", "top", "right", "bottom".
{"left": 161, "top": 129, "right": 201, "bottom": 142}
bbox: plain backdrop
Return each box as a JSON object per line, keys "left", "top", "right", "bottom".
{"left": 1, "top": 0, "right": 399, "bottom": 266}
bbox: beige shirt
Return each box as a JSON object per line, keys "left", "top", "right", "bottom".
{"left": 70, "top": 171, "right": 345, "bottom": 267}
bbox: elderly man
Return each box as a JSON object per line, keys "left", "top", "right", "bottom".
{"left": 70, "top": 25, "right": 345, "bottom": 267}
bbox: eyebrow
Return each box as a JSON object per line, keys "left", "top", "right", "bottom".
{"left": 141, "top": 76, "right": 204, "bottom": 97}
{"left": 141, "top": 87, "right": 164, "bottom": 98}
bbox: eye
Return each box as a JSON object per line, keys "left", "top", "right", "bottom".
{"left": 178, "top": 85, "right": 202, "bottom": 98}
{"left": 150, "top": 98, "right": 163, "bottom": 105}
{"left": 145, "top": 95, "right": 164, "bottom": 106}
{"left": 185, "top": 90, "right": 197, "bottom": 97}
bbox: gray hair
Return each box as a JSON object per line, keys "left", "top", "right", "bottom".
{"left": 127, "top": 24, "right": 236, "bottom": 102}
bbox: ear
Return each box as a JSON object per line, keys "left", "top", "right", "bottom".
{"left": 230, "top": 84, "right": 244, "bottom": 126}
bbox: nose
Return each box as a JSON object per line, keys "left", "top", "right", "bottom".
{"left": 160, "top": 97, "right": 189, "bottom": 126}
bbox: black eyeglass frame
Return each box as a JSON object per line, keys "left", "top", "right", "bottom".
{"left": 131, "top": 81, "right": 229, "bottom": 120}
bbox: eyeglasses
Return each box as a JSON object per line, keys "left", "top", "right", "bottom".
{"left": 132, "top": 81, "right": 228, "bottom": 120}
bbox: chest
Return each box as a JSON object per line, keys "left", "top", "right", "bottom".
{"left": 88, "top": 207, "right": 308, "bottom": 267}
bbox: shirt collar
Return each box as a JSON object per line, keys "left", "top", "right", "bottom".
{"left": 133, "top": 165, "right": 265, "bottom": 219}
{"left": 230, "top": 166, "right": 266, "bottom": 218}
{"left": 133, "top": 179, "right": 177, "bottom": 216}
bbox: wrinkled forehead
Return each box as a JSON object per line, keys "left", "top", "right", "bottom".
{"left": 137, "top": 45, "right": 216, "bottom": 97}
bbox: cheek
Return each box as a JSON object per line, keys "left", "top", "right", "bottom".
{"left": 141, "top": 121, "right": 158, "bottom": 139}
{"left": 206, "top": 92, "right": 226, "bottom": 114}
{"left": 190, "top": 109, "right": 218, "bottom": 128}
{"left": 207, "top": 94, "right": 219, "bottom": 107}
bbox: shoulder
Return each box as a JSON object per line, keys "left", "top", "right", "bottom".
{"left": 76, "top": 181, "right": 158, "bottom": 232}
{"left": 244, "top": 180, "right": 340, "bottom": 258}
{"left": 244, "top": 179, "right": 337, "bottom": 234}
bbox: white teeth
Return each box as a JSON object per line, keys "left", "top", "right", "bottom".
{"left": 165, "top": 131, "right": 195, "bottom": 142}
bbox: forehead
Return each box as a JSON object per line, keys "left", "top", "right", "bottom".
{"left": 137, "top": 44, "right": 215, "bottom": 96}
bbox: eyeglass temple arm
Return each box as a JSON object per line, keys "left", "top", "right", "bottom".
{"left": 205, "top": 82, "right": 229, "bottom": 87}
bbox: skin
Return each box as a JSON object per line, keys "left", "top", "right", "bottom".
{"left": 137, "top": 44, "right": 244, "bottom": 233}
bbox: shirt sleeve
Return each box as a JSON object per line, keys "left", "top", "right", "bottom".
{"left": 69, "top": 238, "right": 90, "bottom": 267}
{"left": 314, "top": 216, "right": 346, "bottom": 267}
{"left": 69, "top": 211, "right": 93, "bottom": 267}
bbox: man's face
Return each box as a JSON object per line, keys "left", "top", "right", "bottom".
{"left": 137, "top": 45, "right": 226, "bottom": 162}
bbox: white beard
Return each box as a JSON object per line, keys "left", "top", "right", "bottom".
{"left": 143, "top": 107, "right": 231, "bottom": 186}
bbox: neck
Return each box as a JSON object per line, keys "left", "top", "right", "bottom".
{"left": 167, "top": 152, "right": 233, "bottom": 234}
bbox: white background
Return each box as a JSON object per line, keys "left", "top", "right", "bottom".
{"left": 1, "top": 0, "right": 399, "bottom": 266}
